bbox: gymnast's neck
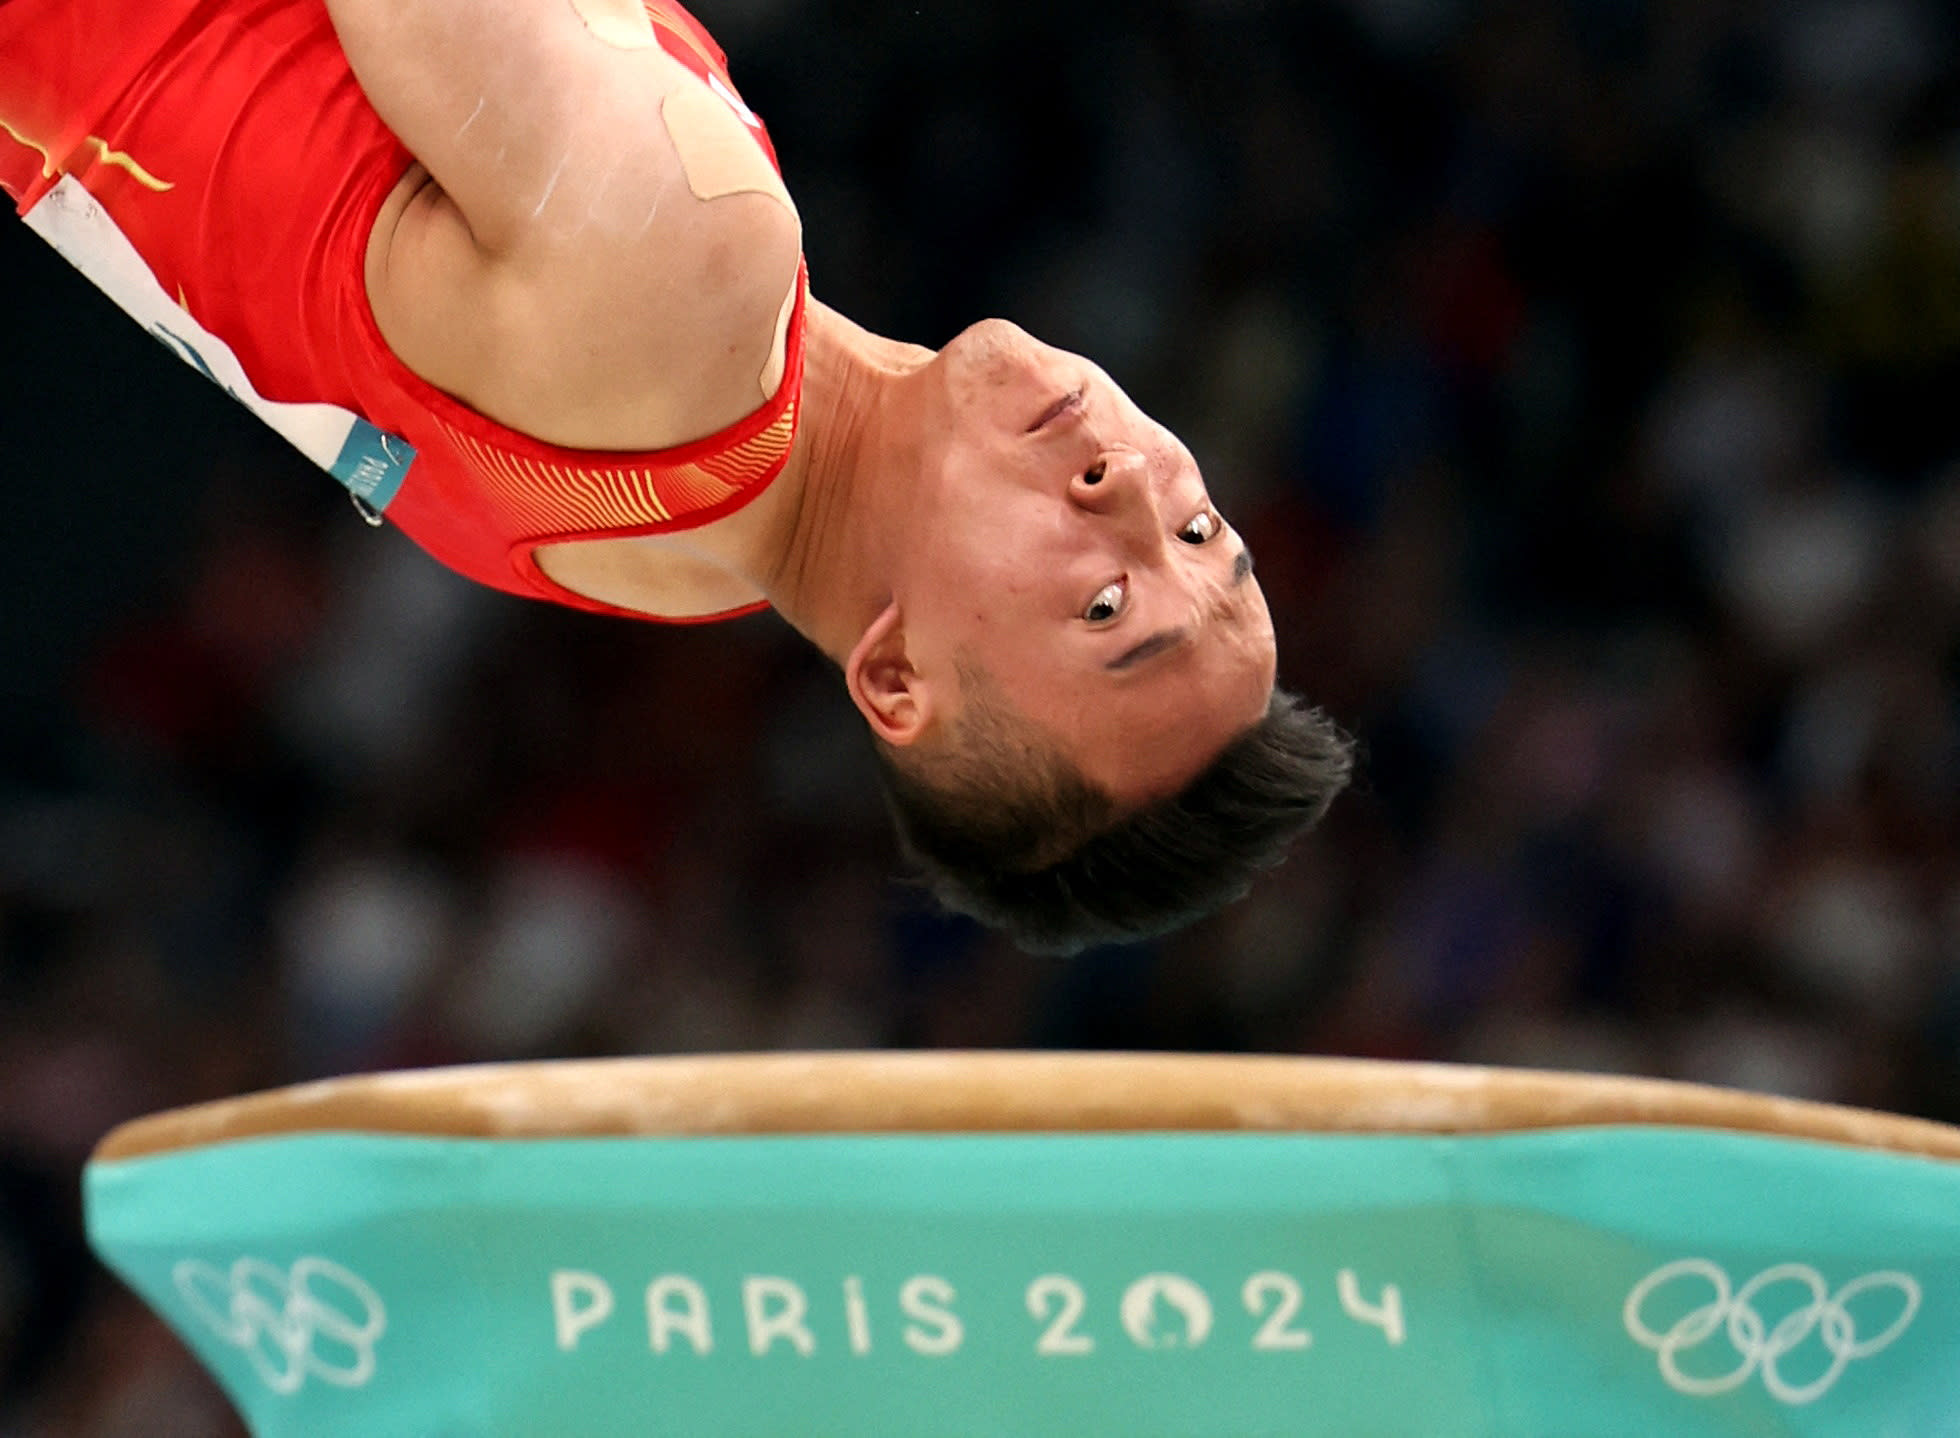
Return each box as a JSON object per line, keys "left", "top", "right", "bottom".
{"left": 760, "top": 299, "right": 935, "bottom": 663}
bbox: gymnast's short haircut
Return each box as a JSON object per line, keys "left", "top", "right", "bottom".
{"left": 874, "top": 671, "right": 1354, "bottom": 954}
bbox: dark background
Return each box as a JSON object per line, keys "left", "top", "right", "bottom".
{"left": 4, "top": 0, "right": 1960, "bottom": 1427}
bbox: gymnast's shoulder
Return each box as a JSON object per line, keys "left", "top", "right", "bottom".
{"left": 344, "top": 0, "right": 802, "bottom": 452}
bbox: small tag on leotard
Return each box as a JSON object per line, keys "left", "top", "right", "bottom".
{"left": 24, "top": 175, "right": 416, "bottom": 516}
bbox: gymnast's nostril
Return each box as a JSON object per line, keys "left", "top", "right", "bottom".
{"left": 1082, "top": 462, "right": 1106, "bottom": 485}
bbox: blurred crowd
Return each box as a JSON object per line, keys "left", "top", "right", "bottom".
{"left": 3, "top": 0, "right": 1959, "bottom": 1429}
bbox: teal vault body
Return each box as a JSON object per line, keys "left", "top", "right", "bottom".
{"left": 82, "top": 1053, "right": 1960, "bottom": 1437}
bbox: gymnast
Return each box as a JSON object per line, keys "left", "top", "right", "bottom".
{"left": 1, "top": 0, "right": 1351, "bottom": 952}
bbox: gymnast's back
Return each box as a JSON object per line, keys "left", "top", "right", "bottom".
{"left": 0, "top": 0, "right": 805, "bottom": 614}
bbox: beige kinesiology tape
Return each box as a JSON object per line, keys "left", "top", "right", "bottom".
{"left": 568, "top": 0, "right": 800, "bottom": 398}
{"left": 566, "top": 0, "right": 658, "bottom": 49}
{"left": 660, "top": 84, "right": 794, "bottom": 212}
{"left": 660, "top": 84, "right": 800, "bottom": 400}
{"left": 758, "top": 274, "right": 796, "bottom": 400}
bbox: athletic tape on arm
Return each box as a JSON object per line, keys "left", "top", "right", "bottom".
{"left": 567, "top": 0, "right": 799, "bottom": 399}
{"left": 659, "top": 82, "right": 798, "bottom": 399}
{"left": 566, "top": 0, "right": 658, "bottom": 49}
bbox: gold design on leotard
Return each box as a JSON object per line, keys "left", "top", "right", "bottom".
{"left": 83, "top": 136, "right": 173, "bottom": 192}
{"left": 0, "top": 116, "right": 56, "bottom": 178}
{"left": 438, "top": 396, "right": 797, "bottom": 539}
{"left": 0, "top": 115, "right": 173, "bottom": 191}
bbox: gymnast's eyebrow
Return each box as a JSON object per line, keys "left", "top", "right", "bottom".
{"left": 1105, "top": 547, "right": 1255, "bottom": 673}
{"left": 1107, "top": 629, "right": 1188, "bottom": 672}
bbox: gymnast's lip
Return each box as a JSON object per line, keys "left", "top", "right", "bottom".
{"left": 1026, "top": 388, "right": 1085, "bottom": 433}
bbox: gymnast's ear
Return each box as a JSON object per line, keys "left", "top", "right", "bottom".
{"left": 845, "top": 601, "right": 935, "bottom": 747}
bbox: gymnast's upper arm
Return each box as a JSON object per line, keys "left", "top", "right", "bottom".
{"left": 323, "top": 0, "right": 794, "bottom": 259}
{"left": 327, "top": 0, "right": 801, "bottom": 437}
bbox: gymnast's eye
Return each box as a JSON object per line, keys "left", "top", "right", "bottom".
{"left": 1083, "top": 580, "right": 1126, "bottom": 624}
{"left": 1178, "top": 510, "right": 1221, "bottom": 544}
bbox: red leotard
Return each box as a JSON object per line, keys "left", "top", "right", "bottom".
{"left": 0, "top": 0, "right": 807, "bottom": 622}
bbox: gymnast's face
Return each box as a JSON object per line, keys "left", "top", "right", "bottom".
{"left": 884, "top": 320, "right": 1277, "bottom": 805}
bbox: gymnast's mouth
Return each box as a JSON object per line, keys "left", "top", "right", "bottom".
{"left": 1027, "top": 388, "right": 1085, "bottom": 433}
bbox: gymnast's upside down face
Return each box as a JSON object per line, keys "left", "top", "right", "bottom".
{"left": 886, "top": 318, "right": 1278, "bottom": 805}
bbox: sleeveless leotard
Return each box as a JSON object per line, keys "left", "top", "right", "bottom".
{"left": 0, "top": 0, "right": 807, "bottom": 622}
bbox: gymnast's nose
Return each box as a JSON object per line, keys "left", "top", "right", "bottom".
{"left": 1068, "top": 447, "right": 1156, "bottom": 523}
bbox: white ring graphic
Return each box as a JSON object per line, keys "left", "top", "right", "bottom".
{"left": 173, "top": 1256, "right": 388, "bottom": 1396}
{"left": 1623, "top": 1258, "right": 1919, "bottom": 1405}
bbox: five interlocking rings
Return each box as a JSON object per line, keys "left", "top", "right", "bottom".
{"left": 162, "top": 1248, "right": 1922, "bottom": 1405}
{"left": 1623, "top": 1258, "right": 1920, "bottom": 1405}
{"left": 173, "top": 1256, "right": 388, "bottom": 1396}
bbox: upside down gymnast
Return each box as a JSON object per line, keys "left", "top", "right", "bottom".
{"left": 0, "top": 0, "right": 1351, "bottom": 952}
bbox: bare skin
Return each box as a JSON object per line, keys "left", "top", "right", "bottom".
{"left": 336, "top": 0, "right": 1275, "bottom": 808}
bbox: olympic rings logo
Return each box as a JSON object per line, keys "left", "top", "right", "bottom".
{"left": 172, "top": 1256, "right": 388, "bottom": 1396}
{"left": 1623, "top": 1259, "right": 1920, "bottom": 1405}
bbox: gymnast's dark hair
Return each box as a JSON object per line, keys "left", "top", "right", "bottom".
{"left": 874, "top": 682, "right": 1354, "bottom": 955}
